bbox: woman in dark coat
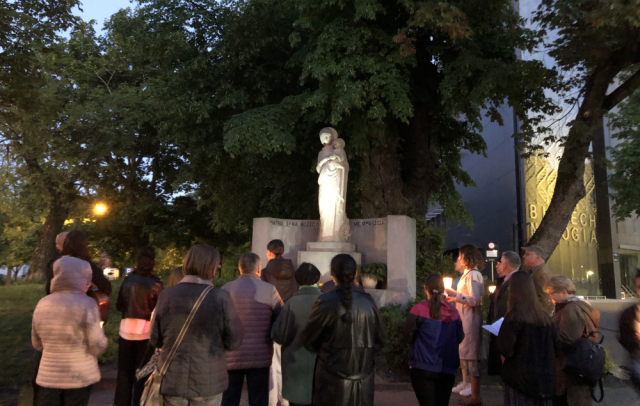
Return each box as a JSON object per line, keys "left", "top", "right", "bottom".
{"left": 497, "top": 271, "right": 556, "bottom": 406}
{"left": 301, "top": 254, "right": 386, "bottom": 406}
{"left": 114, "top": 247, "right": 164, "bottom": 406}
{"left": 272, "top": 263, "right": 322, "bottom": 406}
{"left": 150, "top": 244, "right": 244, "bottom": 406}
{"left": 619, "top": 269, "right": 640, "bottom": 393}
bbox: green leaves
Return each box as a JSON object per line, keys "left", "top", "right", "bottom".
{"left": 224, "top": 93, "right": 311, "bottom": 156}
{"left": 609, "top": 86, "right": 640, "bottom": 220}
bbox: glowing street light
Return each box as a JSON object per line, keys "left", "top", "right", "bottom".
{"left": 93, "top": 203, "right": 108, "bottom": 216}
{"left": 488, "top": 285, "right": 497, "bottom": 294}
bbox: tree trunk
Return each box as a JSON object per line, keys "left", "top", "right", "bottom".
{"left": 359, "top": 124, "right": 408, "bottom": 217}
{"left": 5, "top": 267, "right": 11, "bottom": 285}
{"left": 27, "top": 196, "right": 71, "bottom": 280}
{"left": 527, "top": 63, "right": 617, "bottom": 260}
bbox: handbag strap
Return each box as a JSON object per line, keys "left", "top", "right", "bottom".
{"left": 157, "top": 285, "right": 213, "bottom": 377}
{"left": 590, "top": 377, "right": 604, "bottom": 403}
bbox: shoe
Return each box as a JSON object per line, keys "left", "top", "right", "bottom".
{"left": 452, "top": 381, "right": 469, "bottom": 393}
{"left": 459, "top": 387, "right": 472, "bottom": 397}
{"left": 457, "top": 395, "right": 483, "bottom": 406}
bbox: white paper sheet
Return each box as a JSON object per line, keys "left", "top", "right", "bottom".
{"left": 482, "top": 317, "right": 504, "bottom": 336}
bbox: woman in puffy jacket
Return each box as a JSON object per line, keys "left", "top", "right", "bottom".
{"left": 114, "top": 247, "right": 164, "bottom": 406}
{"left": 32, "top": 255, "right": 108, "bottom": 406}
{"left": 301, "top": 254, "right": 386, "bottom": 406}
{"left": 403, "top": 274, "right": 465, "bottom": 406}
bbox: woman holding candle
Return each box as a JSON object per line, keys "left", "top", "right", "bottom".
{"left": 445, "top": 245, "right": 486, "bottom": 406}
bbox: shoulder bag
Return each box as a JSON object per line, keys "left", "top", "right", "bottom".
{"left": 140, "top": 285, "right": 213, "bottom": 406}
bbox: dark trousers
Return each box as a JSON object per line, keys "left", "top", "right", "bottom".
{"left": 222, "top": 367, "right": 270, "bottom": 406}
{"left": 34, "top": 385, "right": 93, "bottom": 406}
{"left": 289, "top": 403, "right": 312, "bottom": 406}
{"left": 114, "top": 337, "right": 152, "bottom": 406}
{"left": 32, "top": 351, "right": 43, "bottom": 405}
{"left": 410, "top": 368, "right": 456, "bottom": 406}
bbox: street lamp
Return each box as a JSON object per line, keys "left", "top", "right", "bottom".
{"left": 93, "top": 203, "right": 108, "bottom": 216}
{"left": 488, "top": 285, "right": 497, "bottom": 294}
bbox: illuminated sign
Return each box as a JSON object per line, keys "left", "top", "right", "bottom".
{"left": 525, "top": 155, "right": 599, "bottom": 293}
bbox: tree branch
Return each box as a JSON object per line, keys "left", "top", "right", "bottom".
{"left": 603, "top": 69, "right": 640, "bottom": 111}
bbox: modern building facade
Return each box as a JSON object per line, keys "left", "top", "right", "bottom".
{"left": 442, "top": 0, "right": 632, "bottom": 298}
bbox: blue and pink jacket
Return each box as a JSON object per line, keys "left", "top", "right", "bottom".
{"left": 402, "top": 299, "right": 465, "bottom": 375}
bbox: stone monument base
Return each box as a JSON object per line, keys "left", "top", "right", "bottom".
{"left": 298, "top": 242, "right": 362, "bottom": 284}
{"left": 251, "top": 215, "right": 416, "bottom": 306}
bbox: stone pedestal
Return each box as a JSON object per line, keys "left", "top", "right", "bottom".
{"left": 298, "top": 242, "right": 362, "bottom": 283}
{"left": 252, "top": 215, "right": 416, "bottom": 306}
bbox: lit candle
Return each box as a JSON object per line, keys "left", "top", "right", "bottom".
{"left": 443, "top": 277, "right": 453, "bottom": 290}
{"left": 488, "top": 285, "right": 496, "bottom": 294}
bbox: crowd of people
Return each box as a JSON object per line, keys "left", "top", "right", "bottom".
{"left": 29, "top": 233, "right": 640, "bottom": 406}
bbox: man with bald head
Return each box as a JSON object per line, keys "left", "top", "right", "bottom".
{"left": 55, "top": 232, "right": 68, "bottom": 252}
{"left": 45, "top": 232, "right": 68, "bottom": 295}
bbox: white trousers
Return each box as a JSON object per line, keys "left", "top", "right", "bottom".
{"left": 269, "top": 343, "right": 288, "bottom": 406}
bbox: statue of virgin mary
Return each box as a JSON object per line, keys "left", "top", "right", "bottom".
{"left": 316, "top": 127, "right": 350, "bottom": 242}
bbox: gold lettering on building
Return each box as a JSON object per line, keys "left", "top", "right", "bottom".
{"left": 571, "top": 213, "right": 578, "bottom": 225}
{"left": 580, "top": 213, "right": 587, "bottom": 227}
{"left": 571, "top": 228, "right": 580, "bottom": 241}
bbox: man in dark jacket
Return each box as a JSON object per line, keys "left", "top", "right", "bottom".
{"left": 44, "top": 232, "right": 67, "bottom": 295}
{"left": 261, "top": 240, "right": 297, "bottom": 406}
{"left": 222, "top": 253, "right": 284, "bottom": 406}
{"left": 522, "top": 245, "right": 554, "bottom": 314}
{"left": 487, "top": 251, "right": 520, "bottom": 376}
{"left": 45, "top": 231, "right": 112, "bottom": 296}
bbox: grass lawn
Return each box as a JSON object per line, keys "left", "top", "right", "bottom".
{"left": 0, "top": 279, "right": 123, "bottom": 396}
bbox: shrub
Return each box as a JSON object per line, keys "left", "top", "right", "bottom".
{"left": 361, "top": 262, "right": 387, "bottom": 281}
{"left": 603, "top": 349, "right": 616, "bottom": 376}
{"left": 415, "top": 217, "right": 455, "bottom": 282}
{"left": 379, "top": 302, "right": 414, "bottom": 373}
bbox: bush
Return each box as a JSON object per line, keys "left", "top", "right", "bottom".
{"left": 379, "top": 302, "right": 414, "bottom": 373}
{"left": 603, "top": 349, "right": 616, "bottom": 376}
{"left": 98, "top": 279, "right": 123, "bottom": 364}
{"left": 415, "top": 217, "right": 455, "bottom": 283}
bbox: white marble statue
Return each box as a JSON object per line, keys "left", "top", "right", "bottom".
{"left": 316, "top": 127, "right": 350, "bottom": 242}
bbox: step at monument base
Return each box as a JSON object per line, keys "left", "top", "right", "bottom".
{"left": 298, "top": 250, "right": 361, "bottom": 283}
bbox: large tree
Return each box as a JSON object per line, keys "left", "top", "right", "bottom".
{"left": 139, "top": 0, "right": 556, "bottom": 228}
{"left": 525, "top": 0, "right": 640, "bottom": 262}
{"left": 0, "top": 0, "right": 81, "bottom": 279}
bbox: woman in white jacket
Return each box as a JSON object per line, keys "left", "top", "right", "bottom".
{"left": 32, "top": 255, "right": 108, "bottom": 406}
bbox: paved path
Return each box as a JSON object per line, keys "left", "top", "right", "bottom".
{"left": 87, "top": 382, "right": 640, "bottom": 406}
{"left": 83, "top": 361, "right": 640, "bottom": 406}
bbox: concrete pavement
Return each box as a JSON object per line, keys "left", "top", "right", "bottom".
{"left": 81, "top": 360, "right": 640, "bottom": 406}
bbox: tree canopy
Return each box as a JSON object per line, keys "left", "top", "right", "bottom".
{"left": 3, "top": 0, "right": 637, "bottom": 280}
